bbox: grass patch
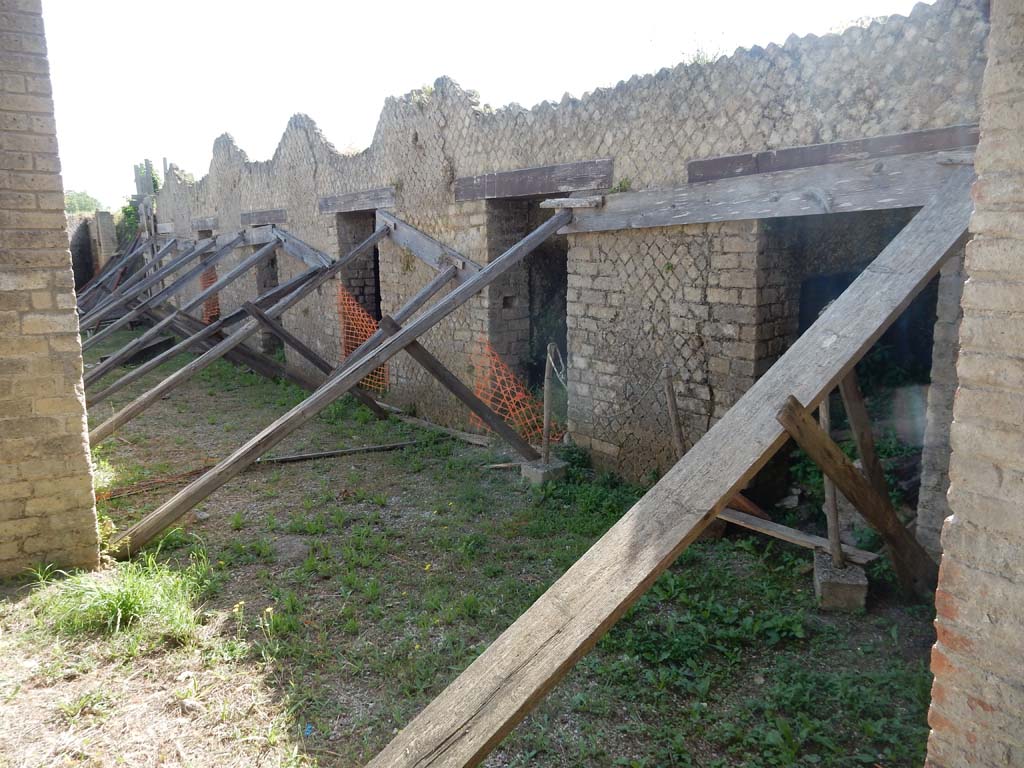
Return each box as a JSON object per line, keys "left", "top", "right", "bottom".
{"left": 30, "top": 548, "right": 216, "bottom": 647}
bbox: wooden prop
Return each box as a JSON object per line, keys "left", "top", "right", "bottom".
{"left": 81, "top": 238, "right": 208, "bottom": 332}
{"left": 361, "top": 168, "right": 972, "bottom": 768}
{"left": 87, "top": 267, "right": 325, "bottom": 407}
{"left": 242, "top": 301, "right": 387, "bottom": 418}
{"left": 542, "top": 343, "right": 556, "bottom": 464}
{"left": 83, "top": 238, "right": 180, "bottom": 322}
{"left": 818, "top": 394, "right": 845, "bottom": 567}
{"left": 76, "top": 236, "right": 150, "bottom": 310}
{"left": 82, "top": 236, "right": 228, "bottom": 351}
{"left": 77, "top": 232, "right": 144, "bottom": 300}
{"left": 378, "top": 210, "right": 482, "bottom": 284}
{"left": 838, "top": 370, "right": 890, "bottom": 500}
{"left": 718, "top": 508, "right": 878, "bottom": 565}
{"left": 663, "top": 365, "right": 686, "bottom": 460}
{"left": 89, "top": 227, "right": 391, "bottom": 445}
{"left": 777, "top": 396, "right": 938, "bottom": 598}
{"left": 271, "top": 226, "right": 332, "bottom": 268}
{"left": 109, "top": 210, "right": 571, "bottom": 556}
{"left": 84, "top": 234, "right": 257, "bottom": 384}
{"left": 378, "top": 316, "right": 540, "bottom": 461}
{"left": 562, "top": 150, "right": 973, "bottom": 235}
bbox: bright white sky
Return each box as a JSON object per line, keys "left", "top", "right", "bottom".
{"left": 43, "top": 0, "right": 927, "bottom": 210}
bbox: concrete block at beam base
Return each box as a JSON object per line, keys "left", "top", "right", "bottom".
{"left": 521, "top": 459, "right": 568, "bottom": 485}
{"left": 813, "top": 550, "right": 868, "bottom": 612}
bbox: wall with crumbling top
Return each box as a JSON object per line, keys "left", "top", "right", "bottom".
{"left": 155, "top": 0, "right": 988, "bottom": 484}
{"left": 926, "top": 1, "right": 1024, "bottom": 762}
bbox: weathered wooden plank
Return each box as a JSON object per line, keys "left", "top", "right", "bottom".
{"left": 77, "top": 238, "right": 151, "bottom": 310}
{"left": 455, "top": 158, "right": 613, "bottom": 201}
{"left": 688, "top": 123, "right": 980, "bottom": 182}
{"left": 362, "top": 168, "right": 973, "bottom": 768}
{"left": 191, "top": 216, "right": 218, "bottom": 231}
{"left": 379, "top": 316, "right": 540, "bottom": 461}
{"left": 109, "top": 210, "right": 571, "bottom": 556}
{"left": 318, "top": 186, "right": 396, "bottom": 214}
{"left": 838, "top": 370, "right": 890, "bottom": 501}
{"left": 89, "top": 228, "right": 391, "bottom": 445}
{"left": 272, "top": 226, "right": 332, "bottom": 267}
{"left": 377, "top": 211, "right": 482, "bottom": 284}
{"left": 718, "top": 508, "right": 878, "bottom": 565}
{"left": 240, "top": 208, "right": 287, "bottom": 227}
{"left": 562, "top": 150, "right": 973, "bottom": 235}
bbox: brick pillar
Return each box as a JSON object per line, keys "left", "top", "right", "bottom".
{"left": 0, "top": 1, "right": 99, "bottom": 576}
{"left": 926, "top": 2, "right": 1024, "bottom": 764}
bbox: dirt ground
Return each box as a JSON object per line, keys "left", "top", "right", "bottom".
{"left": 0, "top": 331, "right": 937, "bottom": 767}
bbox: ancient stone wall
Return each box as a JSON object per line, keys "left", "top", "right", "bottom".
{"left": 0, "top": 0, "right": 98, "bottom": 577}
{"left": 926, "top": 1, "right": 1024, "bottom": 763}
{"left": 155, "top": 0, "right": 988, "bottom": 480}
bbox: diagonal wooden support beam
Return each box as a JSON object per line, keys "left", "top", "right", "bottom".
{"left": 85, "top": 234, "right": 255, "bottom": 384}
{"left": 377, "top": 210, "right": 482, "bottom": 283}
{"left": 89, "top": 227, "right": 392, "bottom": 445}
{"left": 718, "top": 508, "right": 879, "bottom": 566}
{"left": 83, "top": 238, "right": 180, "bottom": 322}
{"left": 776, "top": 396, "right": 938, "bottom": 598}
{"left": 109, "top": 210, "right": 571, "bottom": 556}
{"left": 81, "top": 238, "right": 207, "bottom": 332}
{"left": 358, "top": 167, "right": 973, "bottom": 768}
{"left": 77, "top": 237, "right": 153, "bottom": 311}
{"left": 838, "top": 370, "right": 890, "bottom": 500}
{"left": 83, "top": 236, "right": 229, "bottom": 350}
{"left": 242, "top": 301, "right": 387, "bottom": 419}
{"left": 87, "top": 267, "right": 324, "bottom": 408}
{"left": 378, "top": 316, "right": 540, "bottom": 461}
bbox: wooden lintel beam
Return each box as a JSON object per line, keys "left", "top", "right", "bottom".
{"left": 319, "top": 186, "right": 396, "bottom": 214}
{"left": 688, "top": 123, "right": 980, "bottom": 182}
{"left": 562, "top": 149, "right": 973, "bottom": 235}
{"left": 379, "top": 316, "right": 540, "bottom": 461}
{"left": 240, "top": 208, "right": 287, "bottom": 227}
{"left": 455, "top": 158, "right": 613, "bottom": 201}
{"left": 776, "top": 395, "right": 938, "bottom": 598}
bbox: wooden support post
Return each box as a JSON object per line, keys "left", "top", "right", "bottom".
{"left": 379, "top": 316, "right": 540, "bottom": 462}
{"left": 86, "top": 237, "right": 179, "bottom": 319}
{"left": 838, "top": 369, "right": 889, "bottom": 500}
{"left": 109, "top": 210, "right": 571, "bottom": 556}
{"left": 89, "top": 227, "right": 392, "bottom": 445}
{"left": 359, "top": 168, "right": 971, "bottom": 768}
{"left": 242, "top": 301, "right": 387, "bottom": 419}
{"left": 818, "top": 395, "right": 845, "bottom": 567}
{"left": 77, "top": 237, "right": 155, "bottom": 312}
{"left": 777, "top": 395, "right": 937, "bottom": 598}
{"left": 542, "top": 342, "right": 556, "bottom": 464}
{"left": 663, "top": 365, "right": 685, "bottom": 460}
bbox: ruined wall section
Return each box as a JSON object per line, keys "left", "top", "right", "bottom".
{"left": 155, "top": 0, "right": 987, "bottom": 443}
{"left": 0, "top": 0, "right": 98, "bottom": 577}
{"left": 926, "top": 1, "right": 1024, "bottom": 762}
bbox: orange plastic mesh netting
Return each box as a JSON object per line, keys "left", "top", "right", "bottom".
{"left": 471, "top": 338, "right": 564, "bottom": 444}
{"left": 337, "top": 285, "right": 388, "bottom": 393}
{"left": 199, "top": 266, "right": 220, "bottom": 323}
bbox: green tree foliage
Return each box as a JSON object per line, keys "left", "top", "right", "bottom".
{"left": 64, "top": 190, "right": 103, "bottom": 214}
{"left": 115, "top": 201, "right": 139, "bottom": 246}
